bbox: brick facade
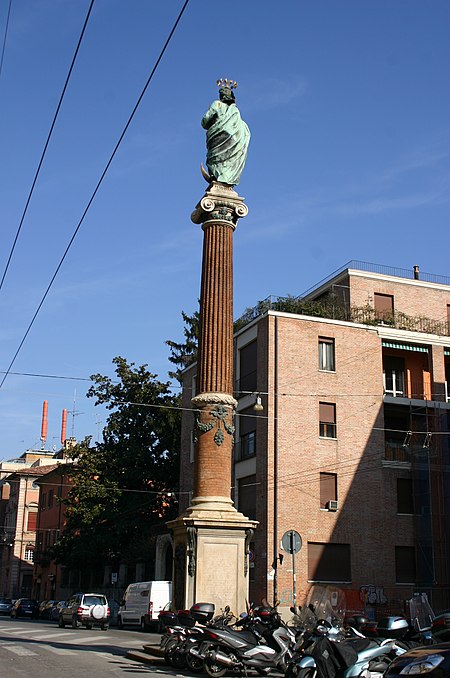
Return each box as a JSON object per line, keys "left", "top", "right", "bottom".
{"left": 179, "top": 264, "right": 450, "bottom": 616}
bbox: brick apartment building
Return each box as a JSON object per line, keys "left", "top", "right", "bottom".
{"left": 0, "top": 465, "right": 57, "bottom": 598}
{"left": 178, "top": 261, "right": 450, "bottom": 617}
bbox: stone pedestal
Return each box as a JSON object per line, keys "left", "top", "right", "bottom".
{"left": 168, "top": 182, "right": 257, "bottom": 614}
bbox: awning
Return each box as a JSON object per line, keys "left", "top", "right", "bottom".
{"left": 382, "top": 340, "right": 428, "bottom": 353}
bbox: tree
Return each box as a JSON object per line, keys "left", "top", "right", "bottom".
{"left": 54, "top": 357, "right": 181, "bottom": 570}
{"left": 166, "top": 308, "right": 199, "bottom": 384}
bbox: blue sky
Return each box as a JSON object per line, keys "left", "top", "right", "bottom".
{"left": 1, "top": 0, "right": 449, "bottom": 456}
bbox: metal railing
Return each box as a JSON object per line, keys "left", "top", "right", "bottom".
{"left": 300, "top": 260, "right": 450, "bottom": 298}
{"left": 385, "top": 441, "right": 411, "bottom": 463}
{"left": 235, "top": 260, "right": 450, "bottom": 334}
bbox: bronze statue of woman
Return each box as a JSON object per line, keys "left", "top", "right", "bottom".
{"left": 201, "top": 80, "right": 250, "bottom": 187}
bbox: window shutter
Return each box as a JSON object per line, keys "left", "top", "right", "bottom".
{"left": 319, "top": 402, "right": 335, "bottom": 423}
{"left": 27, "top": 511, "right": 37, "bottom": 531}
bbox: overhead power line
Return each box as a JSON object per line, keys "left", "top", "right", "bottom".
{"left": 0, "top": 0, "right": 191, "bottom": 392}
{"left": 0, "top": 0, "right": 95, "bottom": 293}
{"left": 0, "top": 0, "right": 12, "bottom": 79}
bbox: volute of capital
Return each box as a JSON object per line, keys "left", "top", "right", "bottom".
{"left": 191, "top": 182, "right": 248, "bottom": 227}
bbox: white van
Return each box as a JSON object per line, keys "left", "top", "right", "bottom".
{"left": 118, "top": 581, "right": 171, "bottom": 631}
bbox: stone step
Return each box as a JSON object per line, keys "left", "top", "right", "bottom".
{"left": 126, "top": 647, "right": 165, "bottom": 665}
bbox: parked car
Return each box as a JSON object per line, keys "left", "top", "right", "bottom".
{"left": 10, "top": 598, "right": 40, "bottom": 619}
{"left": 50, "top": 600, "right": 66, "bottom": 622}
{"left": 118, "top": 580, "right": 171, "bottom": 631}
{"left": 58, "top": 593, "right": 110, "bottom": 630}
{"left": 40, "top": 599, "right": 57, "bottom": 619}
{"left": 0, "top": 598, "right": 12, "bottom": 615}
{"left": 384, "top": 642, "right": 450, "bottom": 678}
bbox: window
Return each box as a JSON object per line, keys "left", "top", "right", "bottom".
{"left": 41, "top": 492, "right": 46, "bottom": 510}
{"left": 47, "top": 489, "right": 54, "bottom": 509}
{"left": 27, "top": 511, "right": 37, "bottom": 532}
{"left": 237, "top": 475, "right": 256, "bottom": 521}
{"left": 395, "top": 546, "right": 416, "bottom": 583}
{"left": 308, "top": 542, "right": 351, "bottom": 582}
{"left": 320, "top": 473, "right": 337, "bottom": 509}
{"left": 319, "top": 402, "right": 337, "bottom": 439}
{"left": 239, "top": 340, "right": 257, "bottom": 394}
{"left": 238, "top": 408, "right": 257, "bottom": 460}
{"left": 318, "top": 337, "right": 335, "bottom": 372}
{"left": 24, "top": 549, "right": 34, "bottom": 562}
{"left": 383, "top": 356, "right": 405, "bottom": 397}
{"left": 397, "top": 478, "right": 414, "bottom": 514}
{"left": 374, "top": 293, "right": 394, "bottom": 322}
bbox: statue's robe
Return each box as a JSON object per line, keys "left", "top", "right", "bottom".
{"left": 202, "top": 100, "right": 250, "bottom": 186}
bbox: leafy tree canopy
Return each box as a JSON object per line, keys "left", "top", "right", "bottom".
{"left": 54, "top": 357, "right": 181, "bottom": 569}
{"left": 166, "top": 308, "right": 199, "bottom": 384}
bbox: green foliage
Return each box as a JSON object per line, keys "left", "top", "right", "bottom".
{"left": 166, "top": 308, "right": 199, "bottom": 384}
{"left": 54, "top": 357, "right": 181, "bottom": 569}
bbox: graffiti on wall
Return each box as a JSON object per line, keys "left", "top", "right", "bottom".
{"left": 360, "top": 585, "right": 387, "bottom": 605}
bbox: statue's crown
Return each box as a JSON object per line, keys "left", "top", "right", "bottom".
{"left": 217, "top": 78, "right": 238, "bottom": 90}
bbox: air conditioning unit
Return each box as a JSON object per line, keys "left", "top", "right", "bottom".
{"left": 326, "top": 500, "right": 338, "bottom": 511}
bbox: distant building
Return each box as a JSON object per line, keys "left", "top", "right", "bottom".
{"left": 33, "top": 465, "right": 72, "bottom": 602}
{"left": 178, "top": 261, "right": 450, "bottom": 616}
{"left": 0, "top": 465, "right": 57, "bottom": 598}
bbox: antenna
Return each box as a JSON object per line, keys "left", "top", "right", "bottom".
{"left": 69, "top": 389, "right": 83, "bottom": 439}
{"left": 95, "top": 414, "right": 102, "bottom": 442}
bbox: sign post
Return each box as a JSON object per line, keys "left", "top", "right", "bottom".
{"left": 281, "top": 530, "right": 302, "bottom": 611}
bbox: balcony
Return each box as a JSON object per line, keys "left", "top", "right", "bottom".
{"left": 385, "top": 441, "right": 411, "bottom": 463}
{"left": 383, "top": 376, "right": 432, "bottom": 400}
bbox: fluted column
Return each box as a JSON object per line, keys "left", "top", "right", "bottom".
{"left": 167, "top": 181, "right": 256, "bottom": 614}
{"left": 189, "top": 182, "right": 248, "bottom": 510}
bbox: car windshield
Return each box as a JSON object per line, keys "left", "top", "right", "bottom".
{"left": 84, "top": 596, "right": 106, "bottom": 606}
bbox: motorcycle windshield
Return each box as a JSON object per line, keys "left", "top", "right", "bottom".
{"left": 299, "top": 585, "right": 346, "bottom": 632}
{"left": 408, "top": 594, "right": 435, "bottom": 632}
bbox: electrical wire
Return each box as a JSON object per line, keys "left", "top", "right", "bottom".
{"left": 0, "top": 0, "right": 95, "bottom": 293}
{"left": 0, "top": 0, "right": 12, "bottom": 79}
{"left": 0, "top": 0, "right": 191, "bottom": 392}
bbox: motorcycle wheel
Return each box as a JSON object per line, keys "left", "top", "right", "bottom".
{"left": 204, "top": 654, "right": 229, "bottom": 678}
{"left": 186, "top": 651, "right": 205, "bottom": 673}
{"left": 163, "top": 637, "right": 179, "bottom": 666}
{"left": 172, "top": 650, "right": 187, "bottom": 669}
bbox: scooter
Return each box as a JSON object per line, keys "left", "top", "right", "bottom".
{"left": 192, "top": 602, "right": 297, "bottom": 677}
{"left": 160, "top": 603, "right": 236, "bottom": 671}
{"left": 286, "top": 585, "right": 406, "bottom": 678}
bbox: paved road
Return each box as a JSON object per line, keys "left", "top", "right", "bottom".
{"left": 0, "top": 616, "right": 176, "bottom": 677}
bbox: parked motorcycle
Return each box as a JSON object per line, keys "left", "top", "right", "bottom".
{"left": 285, "top": 585, "right": 406, "bottom": 678}
{"left": 192, "top": 601, "right": 297, "bottom": 677}
{"left": 160, "top": 603, "right": 236, "bottom": 671}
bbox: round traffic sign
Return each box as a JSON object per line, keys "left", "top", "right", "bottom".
{"left": 281, "top": 530, "right": 302, "bottom": 554}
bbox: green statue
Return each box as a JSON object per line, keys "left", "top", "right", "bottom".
{"left": 201, "top": 79, "right": 250, "bottom": 186}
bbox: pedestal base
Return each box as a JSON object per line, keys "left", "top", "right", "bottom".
{"left": 168, "top": 509, "right": 257, "bottom": 614}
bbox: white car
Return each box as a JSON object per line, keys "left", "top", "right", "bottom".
{"left": 58, "top": 593, "right": 110, "bottom": 630}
